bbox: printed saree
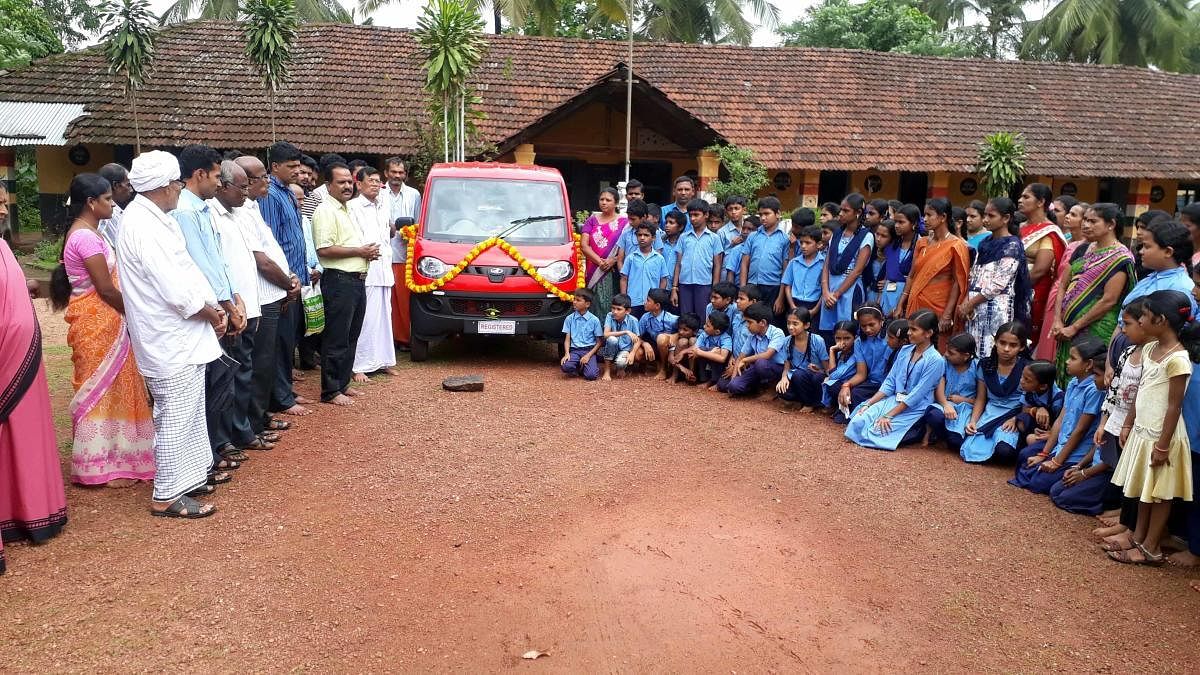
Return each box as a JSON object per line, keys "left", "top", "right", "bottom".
{"left": 1053, "top": 243, "right": 1135, "bottom": 383}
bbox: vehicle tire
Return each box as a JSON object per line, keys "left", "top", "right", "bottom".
{"left": 410, "top": 336, "right": 430, "bottom": 362}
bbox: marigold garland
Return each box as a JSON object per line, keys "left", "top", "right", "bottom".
{"left": 399, "top": 224, "right": 584, "bottom": 301}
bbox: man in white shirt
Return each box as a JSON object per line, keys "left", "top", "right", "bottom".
{"left": 209, "top": 160, "right": 274, "bottom": 454}
{"left": 117, "top": 150, "right": 226, "bottom": 519}
{"left": 235, "top": 155, "right": 302, "bottom": 437}
{"left": 384, "top": 157, "right": 421, "bottom": 350}
{"left": 97, "top": 162, "right": 135, "bottom": 248}
{"left": 350, "top": 165, "right": 398, "bottom": 379}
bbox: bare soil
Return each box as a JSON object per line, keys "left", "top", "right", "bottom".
{"left": 4, "top": 302, "right": 1200, "bottom": 672}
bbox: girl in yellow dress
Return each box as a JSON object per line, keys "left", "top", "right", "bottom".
{"left": 1109, "top": 289, "right": 1197, "bottom": 565}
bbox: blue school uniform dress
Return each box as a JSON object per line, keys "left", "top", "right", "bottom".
{"left": 621, "top": 248, "right": 668, "bottom": 308}
{"left": 866, "top": 257, "right": 885, "bottom": 305}
{"left": 922, "top": 360, "right": 979, "bottom": 446}
{"left": 822, "top": 351, "right": 857, "bottom": 408}
{"left": 959, "top": 358, "right": 1029, "bottom": 463}
{"left": 880, "top": 240, "right": 915, "bottom": 316}
{"left": 601, "top": 312, "right": 640, "bottom": 364}
{"left": 846, "top": 344, "right": 946, "bottom": 451}
{"left": 818, "top": 225, "right": 874, "bottom": 332}
{"left": 1110, "top": 266, "right": 1200, "bottom": 360}
{"left": 992, "top": 383, "right": 1064, "bottom": 455}
{"left": 779, "top": 333, "right": 830, "bottom": 406}
{"left": 677, "top": 227, "right": 723, "bottom": 318}
{"left": 1172, "top": 368, "right": 1200, "bottom": 556}
{"left": 846, "top": 334, "right": 892, "bottom": 413}
{"left": 560, "top": 311, "right": 603, "bottom": 380}
{"left": 744, "top": 226, "right": 790, "bottom": 302}
{"left": 718, "top": 324, "right": 789, "bottom": 395}
{"left": 639, "top": 309, "right": 678, "bottom": 342}
{"left": 1010, "top": 375, "right": 1104, "bottom": 494}
{"left": 781, "top": 252, "right": 825, "bottom": 311}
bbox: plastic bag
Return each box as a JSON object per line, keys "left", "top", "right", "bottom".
{"left": 302, "top": 282, "right": 324, "bottom": 336}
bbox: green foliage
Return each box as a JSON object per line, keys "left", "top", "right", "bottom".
{"left": 15, "top": 148, "right": 41, "bottom": 234}
{"left": 976, "top": 131, "right": 1026, "bottom": 199}
{"left": 1021, "top": 0, "right": 1190, "bottom": 71}
{"left": 31, "top": 0, "right": 101, "bottom": 50}
{"left": 242, "top": 0, "right": 297, "bottom": 142}
{"left": 633, "top": 0, "right": 781, "bottom": 46}
{"left": 704, "top": 143, "right": 767, "bottom": 205}
{"left": 31, "top": 235, "right": 62, "bottom": 271}
{"left": 99, "top": 0, "right": 157, "bottom": 151}
{"left": 506, "top": 0, "right": 625, "bottom": 38}
{"left": 417, "top": 0, "right": 486, "bottom": 97}
{"left": 161, "top": 0, "right": 345, "bottom": 24}
{"left": 916, "top": 0, "right": 1024, "bottom": 58}
{"left": 778, "top": 0, "right": 986, "bottom": 57}
{"left": 0, "top": 0, "right": 62, "bottom": 70}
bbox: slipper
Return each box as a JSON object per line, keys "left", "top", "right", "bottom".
{"left": 207, "top": 471, "right": 233, "bottom": 486}
{"left": 218, "top": 443, "right": 249, "bottom": 463}
{"left": 215, "top": 457, "right": 240, "bottom": 471}
{"left": 266, "top": 419, "right": 291, "bottom": 431}
{"left": 151, "top": 495, "right": 216, "bottom": 519}
{"left": 1108, "top": 543, "right": 1165, "bottom": 566}
{"left": 187, "top": 484, "right": 216, "bottom": 497}
{"left": 259, "top": 431, "right": 282, "bottom": 443}
{"left": 241, "top": 437, "right": 275, "bottom": 451}
{"left": 1100, "top": 536, "right": 1137, "bottom": 552}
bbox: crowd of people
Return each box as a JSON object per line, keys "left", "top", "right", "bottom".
{"left": 0, "top": 143, "right": 420, "bottom": 573}
{"left": 564, "top": 175, "right": 1200, "bottom": 578}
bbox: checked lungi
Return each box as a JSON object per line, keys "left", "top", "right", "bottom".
{"left": 144, "top": 363, "right": 213, "bottom": 501}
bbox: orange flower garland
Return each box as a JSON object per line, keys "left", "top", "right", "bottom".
{"left": 399, "top": 224, "right": 583, "bottom": 301}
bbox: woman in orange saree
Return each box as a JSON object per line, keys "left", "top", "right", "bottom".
{"left": 898, "top": 201, "right": 969, "bottom": 346}
{"left": 50, "top": 174, "right": 155, "bottom": 487}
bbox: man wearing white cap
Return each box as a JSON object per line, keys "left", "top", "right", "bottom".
{"left": 116, "top": 150, "right": 227, "bottom": 519}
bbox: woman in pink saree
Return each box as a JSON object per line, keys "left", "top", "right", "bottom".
{"left": 0, "top": 190, "right": 68, "bottom": 575}
{"left": 578, "top": 187, "right": 628, "bottom": 315}
{"left": 49, "top": 174, "right": 155, "bottom": 487}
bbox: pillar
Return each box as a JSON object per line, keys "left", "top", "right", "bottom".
{"left": 697, "top": 150, "right": 719, "bottom": 194}
{"left": 513, "top": 143, "right": 536, "bottom": 166}
{"left": 929, "top": 171, "right": 950, "bottom": 199}
{"left": 0, "top": 149, "right": 14, "bottom": 237}
{"left": 800, "top": 169, "right": 820, "bottom": 209}
{"left": 1129, "top": 178, "right": 1152, "bottom": 217}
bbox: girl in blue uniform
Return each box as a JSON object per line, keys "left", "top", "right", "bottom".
{"left": 881, "top": 209, "right": 918, "bottom": 317}
{"left": 822, "top": 321, "right": 859, "bottom": 412}
{"left": 923, "top": 333, "right": 978, "bottom": 449}
{"left": 960, "top": 322, "right": 1033, "bottom": 463}
{"left": 1010, "top": 336, "right": 1107, "bottom": 494}
{"left": 776, "top": 307, "right": 829, "bottom": 411}
{"left": 830, "top": 305, "right": 891, "bottom": 423}
{"left": 865, "top": 219, "right": 893, "bottom": 306}
{"left": 819, "top": 193, "right": 874, "bottom": 333}
{"left": 845, "top": 310, "right": 946, "bottom": 451}
{"left": 991, "top": 361, "right": 1062, "bottom": 462}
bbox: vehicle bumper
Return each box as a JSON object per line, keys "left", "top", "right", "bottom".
{"left": 410, "top": 291, "right": 573, "bottom": 340}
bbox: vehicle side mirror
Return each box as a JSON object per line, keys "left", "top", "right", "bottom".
{"left": 394, "top": 216, "right": 416, "bottom": 227}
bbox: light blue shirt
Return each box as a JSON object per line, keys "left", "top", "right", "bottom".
{"left": 660, "top": 235, "right": 685, "bottom": 289}
{"left": 781, "top": 251, "right": 826, "bottom": 303}
{"left": 1054, "top": 375, "right": 1105, "bottom": 465}
{"left": 640, "top": 309, "right": 678, "bottom": 339}
{"left": 852, "top": 334, "right": 892, "bottom": 385}
{"left": 677, "top": 227, "right": 723, "bottom": 285}
{"left": 617, "top": 226, "right": 664, "bottom": 254}
{"left": 301, "top": 214, "right": 322, "bottom": 273}
{"left": 830, "top": 227, "right": 876, "bottom": 276}
{"left": 621, "top": 249, "right": 668, "bottom": 307}
{"left": 739, "top": 323, "right": 789, "bottom": 365}
{"left": 698, "top": 330, "right": 732, "bottom": 353}
{"left": 1121, "top": 266, "right": 1198, "bottom": 325}
{"left": 724, "top": 242, "right": 746, "bottom": 281}
{"left": 731, "top": 309, "right": 748, "bottom": 355}
{"left": 704, "top": 301, "right": 737, "bottom": 327}
{"left": 786, "top": 332, "right": 829, "bottom": 375}
{"left": 944, "top": 361, "right": 979, "bottom": 400}
{"left": 744, "top": 226, "right": 790, "bottom": 285}
{"left": 171, "top": 188, "right": 235, "bottom": 302}
{"left": 604, "top": 312, "right": 640, "bottom": 352}
{"left": 718, "top": 221, "right": 742, "bottom": 251}
{"left": 1182, "top": 367, "right": 1200, "bottom": 457}
{"left": 660, "top": 203, "right": 690, "bottom": 232}
{"left": 878, "top": 344, "right": 946, "bottom": 410}
{"left": 562, "top": 310, "right": 603, "bottom": 349}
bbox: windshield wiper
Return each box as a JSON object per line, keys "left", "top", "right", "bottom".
{"left": 496, "top": 214, "right": 564, "bottom": 240}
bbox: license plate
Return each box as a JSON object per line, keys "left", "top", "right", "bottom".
{"left": 478, "top": 320, "right": 516, "bottom": 335}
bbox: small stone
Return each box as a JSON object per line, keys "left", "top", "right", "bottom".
{"left": 442, "top": 375, "right": 484, "bottom": 392}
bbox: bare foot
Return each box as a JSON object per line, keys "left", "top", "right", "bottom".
{"left": 344, "top": 388, "right": 362, "bottom": 397}
{"left": 1092, "top": 523, "right": 1128, "bottom": 539}
{"left": 280, "top": 404, "right": 311, "bottom": 417}
{"left": 1168, "top": 550, "right": 1200, "bottom": 568}
{"left": 1098, "top": 508, "right": 1121, "bottom": 519}
{"left": 294, "top": 396, "right": 314, "bottom": 405}
{"left": 352, "top": 373, "right": 369, "bottom": 383}
{"left": 758, "top": 391, "right": 777, "bottom": 402}
{"left": 601, "top": 372, "right": 612, "bottom": 381}
{"left": 325, "top": 393, "right": 355, "bottom": 406}
{"left": 1191, "top": 580, "right": 1200, "bottom": 593}
{"left": 106, "top": 478, "right": 137, "bottom": 488}
{"left": 292, "top": 369, "right": 306, "bottom": 381}
{"left": 653, "top": 371, "right": 666, "bottom": 381}
{"left": 1096, "top": 515, "right": 1120, "bottom": 527}
{"left": 799, "top": 406, "right": 814, "bottom": 413}
{"left": 384, "top": 368, "right": 400, "bottom": 376}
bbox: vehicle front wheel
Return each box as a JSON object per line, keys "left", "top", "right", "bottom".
{"left": 410, "top": 336, "right": 430, "bottom": 362}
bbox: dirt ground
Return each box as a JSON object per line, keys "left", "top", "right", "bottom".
{"left": 4, "top": 301, "right": 1200, "bottom": 672}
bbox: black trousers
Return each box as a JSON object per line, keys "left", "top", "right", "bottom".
{"left": 250, "top": 299, "right": 281, "bottom": 434}
{"left": 320, "top": 269, "right": 366, "bottom": 401}
{"left": 218, "top": 317, "right": 258, "bottom": 447}
{"left": 204, "top": 354, "right": 236, "bottom": 458}
{"left": 273, "top": 297, "right": 302, "bottom": 411}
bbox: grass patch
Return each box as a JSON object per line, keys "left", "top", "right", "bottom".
{"left": 30, "top": 236, "right": 62, "bottom": 272}
{"left": 41, "top": 344, "right": 74, "bottom": 456}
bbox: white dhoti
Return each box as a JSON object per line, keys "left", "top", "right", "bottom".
{"left": 144, "top": 364, "right": 213, "bottom": 501}
{"left": 353, "top": 285, "right": 396, "bottom": 374}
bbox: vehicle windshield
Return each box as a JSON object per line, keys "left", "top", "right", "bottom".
{"left": 423, "top": 177, "right": 568, "bottom": 244}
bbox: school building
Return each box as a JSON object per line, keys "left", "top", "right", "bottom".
{"left": 1, "top": 20, "right": 1198, "bottom": 229}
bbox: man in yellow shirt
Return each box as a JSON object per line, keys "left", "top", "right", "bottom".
{"left": 311, "top": 162, "right": 379, "bottom": 406}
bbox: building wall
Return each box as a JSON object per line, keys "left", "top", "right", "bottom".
{"left": 36, "top": 143, "right": 115, "bottom": 233}
{"left": 850, "top": 170, "right": 901, "bottom": 200}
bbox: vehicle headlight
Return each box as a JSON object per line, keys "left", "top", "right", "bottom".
{"left": 417, "top": 256, "right": 449, "bottom": 278}
{"left": 537, "top": 260, "right": 573, "bottom": 283}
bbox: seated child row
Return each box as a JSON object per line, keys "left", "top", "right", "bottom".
{"left": 560, "top": 284, "right": 1198, "bottom": 567}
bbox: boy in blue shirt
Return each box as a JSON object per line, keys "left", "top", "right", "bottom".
{"left": 559, "top": 287, "right": 603, "bottom": 381}
{"left": 616, "top": 199, "right": 663, "bottom": 271}
{"left": 665, "top": 313, "right": 702, "bottom": 384}
{"left": 717, "top": 302, "right": 788, "bottom": 397}
{"left": 673, "top": 198, "right": 724, "bottom": 321}
{"left": 706, "top": 203, "right": 725, "bottom": 235}
{"left": 620, "top": 221, "right": 669, "bottom": 316}
{"left": 660, "top": 211, "right": 687, "bottom": 312}
{"left": 638, "top": 287, "right": 678, "bottom": 379}
{"left": 780, "top": 225, "right": 826, "bottom": 317}
{"left": 723, "top": 215, "right": 759, "bottom": 283}
{"left": 739, "top": 196, "right": 790, "bottom": 321}
{"left": 679, "top": 310, "right": 733, "bottom": 389}
{"left": 601, "top": 293, "right": 641, "bottom": 381}
{"left": 719, "top": 195, "right": 748, "bottom": 251}
{"left": 706, "top": 281, "right": 738, "bottom": 328}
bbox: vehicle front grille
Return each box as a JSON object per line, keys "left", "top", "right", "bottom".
{"left": 449, "top": 299, "right": 542, "bottom": 316}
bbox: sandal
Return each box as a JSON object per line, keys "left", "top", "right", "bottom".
{"left": 266, "top": 419, "right": 291, "bottom": 431}
{"left": 151, "top": 495, "right": 216, "bottom": 519}
{"left": 1108, "top": 543, "right": 1165, "bottom": 566}
{"left": 207, "top": 471, "right": 233, "bottom": 486}
{"left": 259, "top": 431, "right": 282, "bottom": 443}
{"left": 1100, "top": 537, "right": 1137, "bottom": 552}
{"left": 215, "top": 457, "right": 240, "bottom": 471}
{"left": 218, "top": 443, "right": 249, "bottom": 463}
{"left": 187, "top": 484, "right": 216, "bottom": 497}
{"left": 241, "top": 437, "right": 275, "bottom": 451}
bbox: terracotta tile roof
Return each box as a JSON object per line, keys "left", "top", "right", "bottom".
{"left": 1, "top": 20, "right": 1198, "bottom": 178}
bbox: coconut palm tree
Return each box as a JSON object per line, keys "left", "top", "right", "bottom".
{"left": 242, "top": 0, "right": 296, "bottom": 144}
{"left": 99, "top": 0, "right": 156, "bottom": 152}
{"left": 917, "top": 0, "right": 1023, "bottom": 57}
{"left": 160, "top": 0, "right": 343, "bottom": 24}
{"left": 1021, "top": 0, "right": 1190, "bottom": 71}
{"left": 416, "top": 0, "right": 486, "bottom": 162}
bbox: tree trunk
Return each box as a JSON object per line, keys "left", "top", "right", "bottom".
{"left": 131, "top": 89, "right": 141, "bottom": 154}
{"left": 270, "top": 88, "right": 277, "bottom": 142}
{"left": 493, "top": 4, "right": 502, "bottom": 33}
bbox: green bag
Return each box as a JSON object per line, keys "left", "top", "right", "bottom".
{"left": 302, "top": 282, "right": 325, "bottom": 336}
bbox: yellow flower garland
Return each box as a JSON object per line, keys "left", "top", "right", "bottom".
{"left": 399, "top": 224, "right": 584, "bottom": 301}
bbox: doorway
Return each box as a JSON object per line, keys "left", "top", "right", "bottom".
{"left": 818, "top": 170, "right": 848, "bottom": 206}
{"left": 899, "top": 172, "right": 929, "bottom": 205}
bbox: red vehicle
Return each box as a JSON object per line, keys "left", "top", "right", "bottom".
{"left": 404, "top": 162, "right": 580, "bottom": 361}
